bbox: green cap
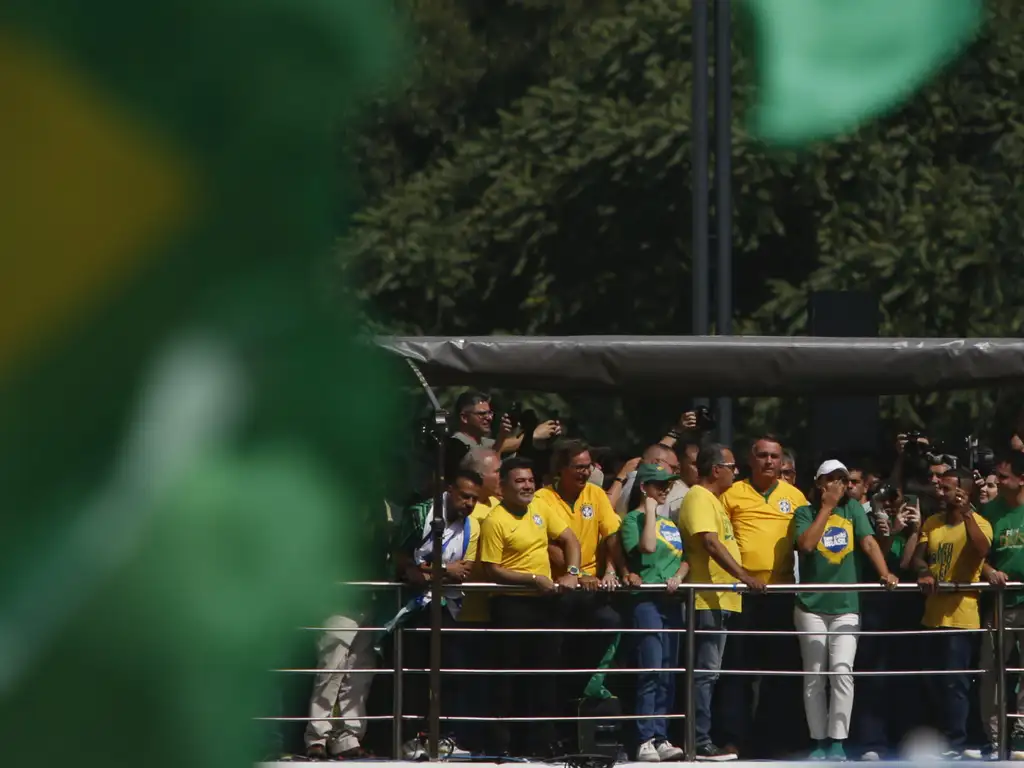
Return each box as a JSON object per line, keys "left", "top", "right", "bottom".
{"left": 636, "top": 462, "right": 680, "bottom": 485}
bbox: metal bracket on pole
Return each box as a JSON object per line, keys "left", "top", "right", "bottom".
{"left": 404, "top": 359, "right": 448, "bottom": 760}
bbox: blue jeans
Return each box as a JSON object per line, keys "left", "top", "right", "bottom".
{"left": 924, "top": 628, "right": 973, "bottom": 749}
{"left": 695, "top": 609, "right": 733, "bottom": 747}
{"left": 633, "top": 599, "right": 684, "bottom": 743}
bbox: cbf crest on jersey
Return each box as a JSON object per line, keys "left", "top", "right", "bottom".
{"left": 581, "top": 503, "right": 595, "bottom": 520}
{"left": 817, "top": 516, "right": 854, "bottom": 565}
{"left": 532, "top": 513, "right": 544, "bottom": 527}
{"left": 778, "top": 499, "right": 792, "bottom": 514}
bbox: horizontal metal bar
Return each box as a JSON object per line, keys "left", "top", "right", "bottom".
{"left": 255, "top": 715, "right": 413, "bottom": 722}
{"left": 273, "top": 667, "right": 986, "bottom": 677}
{"left": 272, "top": 667, "right": 688, "bottom": 671}
{"left": 391, "top": 626, "right": 990, "bottom": 637}
{"left": 255, "top": 714, "right": 688, "bottom": 723}
{"left": 338, "top": 580, "right": 1024, "bottom": 593}
{"left": 292, "top": 626, "right": 990, "bottom": 638}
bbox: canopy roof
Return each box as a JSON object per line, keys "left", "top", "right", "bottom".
{"left": 376, "top": 335, "right": 1024, "bottom": 396}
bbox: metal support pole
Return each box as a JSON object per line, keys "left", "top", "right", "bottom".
{"left": 685, "top": 588, "right": 697, "bottom": 761}
{"left": 691, "top": 0, "right": 710, "bottom": 342}
{"left": 997, "top": 591, "right": 1008, "bottom": 760}
{"left": 713, "top": 0, "right": 733, "bottom": 448}
{"left": 428, "top": 415, "right": 446, "bottom": 760}
{"left": 403, "top": 359, "right": 448, "bottom": 760}
{"left": 392, "top": 589, "right": 405, "bottom": 759}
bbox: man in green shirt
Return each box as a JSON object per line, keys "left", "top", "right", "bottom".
{"left": 970, "top": 452, "right": 1024, "bottom": 758}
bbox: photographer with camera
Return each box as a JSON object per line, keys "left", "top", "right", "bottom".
{"left": 913, "top": 468, "right": 993, "bottom": 759}
{"left": 966, "top": 451, "right": 1024, "bottom": 759}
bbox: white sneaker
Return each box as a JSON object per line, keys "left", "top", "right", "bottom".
{"left": 963, "top": 746, "right": 998, "bottom": 761}
{"left": 439, "top": 736, "right": 472, "bottom": 758}
{"left": 637, "top": 740, "right": 661, "bottom": 762}
{"left": 656, "top": 741, "right": 684, "bottom": 761}
{"left": 861, "top": 752, "right": 881, "bottom": 762}
{"left": 402, "top": 735, "right": 428, "bottom": 761}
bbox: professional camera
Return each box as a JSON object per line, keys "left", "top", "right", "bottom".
{"left": 964, "top": 436, "right": 996, "bottom": 477}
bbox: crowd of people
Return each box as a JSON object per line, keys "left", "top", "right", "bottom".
{"left": 295, "top": 392, "right": 1024, "bottom": 763}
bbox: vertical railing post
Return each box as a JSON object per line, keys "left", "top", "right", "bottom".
{"left": 392, "top": 588, "right": 404, "bottom": 759}
{"left": 997, "top": 589, "right": 1008, "bottom": 760}
{"left": 685, "top": 587, "right": 697, "bottom": 761}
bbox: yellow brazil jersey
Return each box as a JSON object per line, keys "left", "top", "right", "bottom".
{"left": 479, "top": 503, "right": 568, "bottom": 580}
{"left": 920, "top": 512, "right": 993, "bottom": 629}
{"left": 678, "top": 485, "right": 743, "bottom": 613}
{"left": 720, "top": 479, "right": 808, "bottom": 584}
{"left": 470, "top": 495, "right": 501, "bottom": 522}
{"left": 533, "top": 483, "right": 621, "bottom": 577}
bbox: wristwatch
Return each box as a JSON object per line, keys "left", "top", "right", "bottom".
{"left": 567, "top": 565, "right": 582, "bottom": 577}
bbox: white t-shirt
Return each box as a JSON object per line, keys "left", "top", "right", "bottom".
{"left": 614, "top": 470, "right": 689, "bottom": 523}
{"left": 412, "top": 495, "right": 472, "bottom": 618}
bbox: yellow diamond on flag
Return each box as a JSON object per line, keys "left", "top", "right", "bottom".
{"left": 0, "top": 30, "right": 192, "bottom": 379}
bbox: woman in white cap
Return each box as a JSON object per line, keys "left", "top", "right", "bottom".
{"left": 793, "top": 460, "right": 898, "bottom": 761}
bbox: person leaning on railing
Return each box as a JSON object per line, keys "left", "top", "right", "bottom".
{"left": 793, "top": 460, "right": 897, "bottom": 762}
{"left": 913, "top": 467, "right": 993, "bottom": 759}
{"left": 478, "top": 456, "right": 583, "bottom": 758}
{"left": 967, "top": 451, "right": 1024, "bottom": 760}
{"left": 535, "top": 439, "right": 638, "bottom": 706}
{"left": 620, "top": 462, "right": 690, "bottom": 762}
{"left": 716, "top": 435, "right": 809, "bottom": 759}
{"left": 678, "top": 443, "right": 765, "bottom": 762}
{"left": 391, "top": 469, "right": 485, "bottom": 759}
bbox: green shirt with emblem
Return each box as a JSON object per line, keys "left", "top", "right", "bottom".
{"left": 621, "top": 509, "right": 686, "bottom": 584}
{"left": 983, "top": 498, "right": 1024, "bottom": 609}
{"left": 794, "top": 497, "right": 875, "bottom": 615}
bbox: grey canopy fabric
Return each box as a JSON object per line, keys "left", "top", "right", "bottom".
{"left": 375, "top": 335, "right": 1024, "bottom": 396}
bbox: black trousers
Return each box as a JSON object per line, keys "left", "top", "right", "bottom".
{"left": 487, "top": 596, "right": 562, "bottom": 756}
{"left": 712, "top": 592, "right": 807, "bottom": 757}
{"left": 852, "top": 591, "right": 926, "bottom": 756}
{"left": 402, "top": 609, "right": 476, "bottom": 747}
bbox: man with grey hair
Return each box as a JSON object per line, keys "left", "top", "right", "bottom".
{"left": 460, "top": 446, "right": 501, "bottom": 520}
{"left": 781, "top": 452, "right": 797, "bottom": 487}
{"left": 679, "top": 443, "right": 765, "bottom": 761}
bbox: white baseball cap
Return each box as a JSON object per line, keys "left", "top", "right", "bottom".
{"left": 815, "top": 459, "right": 849, "bottom": 479}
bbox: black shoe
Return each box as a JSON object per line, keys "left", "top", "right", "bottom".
{"left": 696, "top": 743, "right": 739, "bottom": 762}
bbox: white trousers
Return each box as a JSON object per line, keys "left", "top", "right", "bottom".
{"left": 794, "top": 607, "right": 860, "bottom": 740}
{"left": 304, "top": 614, "right": 377, "bottom": 753}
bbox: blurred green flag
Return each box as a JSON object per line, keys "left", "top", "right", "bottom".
{"left": 0, "top": 2, "right": 400, "bottom": 766}
{"left": 744, "top": 0, "right": 983, "bottom": 145}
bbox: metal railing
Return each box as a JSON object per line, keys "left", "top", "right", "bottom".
{"left": 267, "top": 580, "right": 1024, "bottom": 762}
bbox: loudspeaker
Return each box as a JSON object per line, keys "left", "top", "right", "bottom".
{"left": 808, "top": 291, "right": 879, "bottom": 469}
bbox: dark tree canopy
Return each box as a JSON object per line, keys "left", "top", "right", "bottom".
{"left": 340, "top": 0, "right": 1024, "bottom": 452}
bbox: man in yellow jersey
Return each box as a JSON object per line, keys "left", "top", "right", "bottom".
{"left": 913, "top": 467, "right": 992, "bottom": 759}
{"left": 716, "top": 435, "right": 809, "bottom": 757}
{"left": 679, "top": 443, "right": 765, "bottom": 761}
{"left": 461, "top": 447, "right": 502, "bottom": 521}
{"left": 533, "top": 440, "right": 640, "bottom": 705}
{"left": 480, "top": 457, "right": 581, "bottom": 757}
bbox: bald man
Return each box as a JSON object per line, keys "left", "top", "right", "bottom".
{"left": 461, "top": 447, "right": 502, "bottom": 521}
{"left": 612, "top": 442, "right": 696, "bottom": 523}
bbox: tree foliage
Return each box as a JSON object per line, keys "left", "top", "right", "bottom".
{"left": 341, "top": 0, "right": 1024, "bottom": 453}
